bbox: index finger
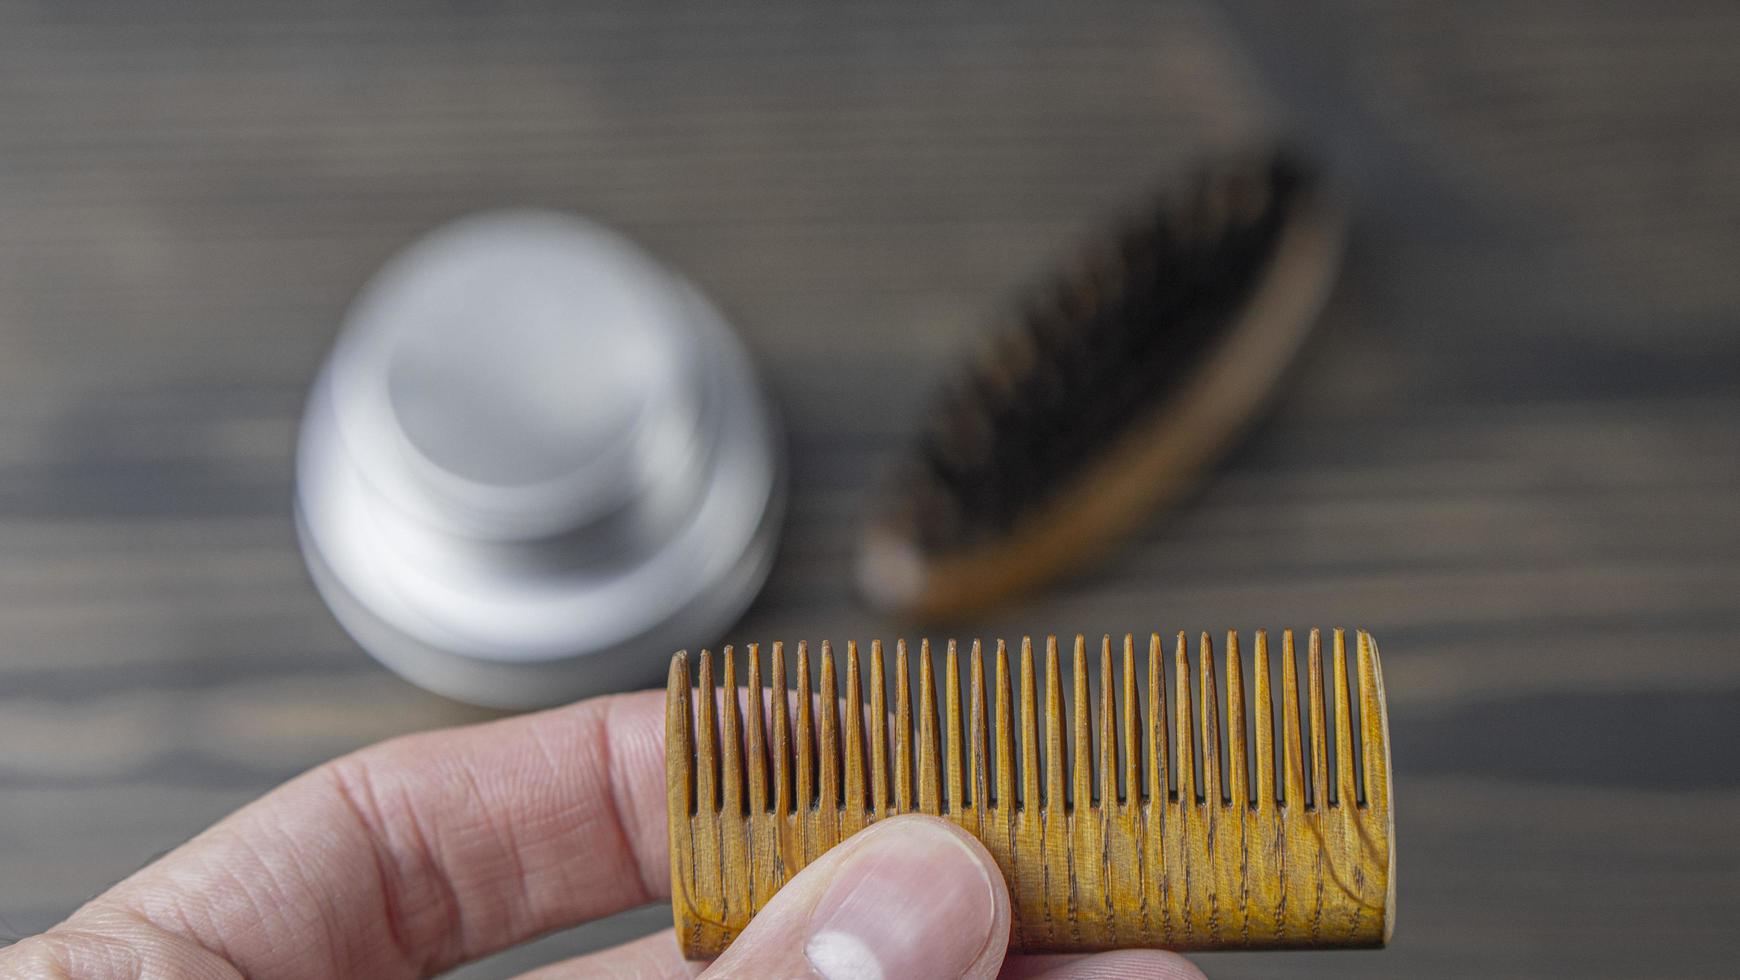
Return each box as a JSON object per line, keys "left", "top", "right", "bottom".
{"left": 36, "top": 690, "right": 671, "bottom": 980}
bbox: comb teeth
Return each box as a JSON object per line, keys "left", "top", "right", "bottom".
{"left": 667, "top": 629, "right": 1394, "bottom": 958}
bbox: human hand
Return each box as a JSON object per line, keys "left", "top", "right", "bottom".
{"left": 0, "top": 691, "right": 1204, "bottom": 979}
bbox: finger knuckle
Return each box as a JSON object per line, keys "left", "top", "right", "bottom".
{"left": 319, "top": 754, "right": 464, "bottom": 968}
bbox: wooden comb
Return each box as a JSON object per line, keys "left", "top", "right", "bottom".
{"left": 666, "top": 629, "right": 1394, "bottom": 959}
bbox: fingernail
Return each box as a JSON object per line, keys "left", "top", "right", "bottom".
{"left": 804, "top": 817, "right": 997, "bottom": 980}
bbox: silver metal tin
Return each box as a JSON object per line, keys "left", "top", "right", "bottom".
{"left": 295, "top": 211, "right": 783, "bottom": 708}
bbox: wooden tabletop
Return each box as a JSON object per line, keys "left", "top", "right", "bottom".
{"left": 2, "top": 2, "right": 1737, "bottom": 977}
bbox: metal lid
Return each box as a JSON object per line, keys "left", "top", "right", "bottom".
{"left": 295, "top": 211, "right": 783, "bottom": 708}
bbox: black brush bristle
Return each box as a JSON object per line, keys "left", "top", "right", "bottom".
{"left": 889, "top": 149, "right": 1319, "bottom": 554}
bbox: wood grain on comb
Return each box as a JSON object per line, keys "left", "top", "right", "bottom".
{"left": 667, "top": 629, "right": 1393, "bottom": 959}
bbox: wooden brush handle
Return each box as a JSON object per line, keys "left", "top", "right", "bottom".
{"left": 667, "top": 631, "right": 1394, "bottom": 958}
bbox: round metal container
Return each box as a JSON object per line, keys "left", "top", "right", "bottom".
{"left": 295, "top": 211, "right": 783, "bottom": 708}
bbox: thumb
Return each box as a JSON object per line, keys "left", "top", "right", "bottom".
{"left": 700, "top": 814, "right": 1010, "bottom": 980}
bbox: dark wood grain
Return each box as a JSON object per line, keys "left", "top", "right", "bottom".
{"left": 1, "top": 2, "right": 1737, "bottom": 977}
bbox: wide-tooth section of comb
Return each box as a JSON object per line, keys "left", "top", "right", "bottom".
{"left": 668, "top": 630, "right": 1393, "bottom": 959}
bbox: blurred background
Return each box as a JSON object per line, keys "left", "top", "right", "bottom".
{"left": 2, "top": 1, "right": 1738, "bottom": 977}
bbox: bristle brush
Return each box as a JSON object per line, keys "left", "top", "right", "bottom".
{"left": 860, "top": 148, "right": 1345, "bottom": 621}
{"left": 666, "top": 629, "right": 1394, "bottom": 958}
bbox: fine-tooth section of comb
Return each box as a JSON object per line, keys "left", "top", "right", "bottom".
{"left": 667, "top": 629, "right": 1394, "bottom": 959}
{"left": 859, "top": 148, "right": 1345, "bottom": 622}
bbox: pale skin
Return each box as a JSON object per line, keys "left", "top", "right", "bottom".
{"left": 0, "top": 691, "right": 1204, "bottom": 980}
